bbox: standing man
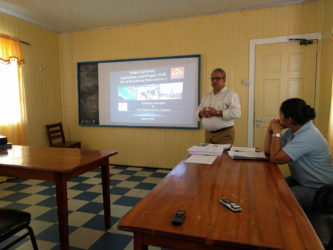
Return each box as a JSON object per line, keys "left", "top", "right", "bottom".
{"left": 197, "top": 68, "right": 241, "bottom": 144}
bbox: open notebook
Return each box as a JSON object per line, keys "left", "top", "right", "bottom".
{"left": 227, "top": 150, "right": 268, "bottom": 161}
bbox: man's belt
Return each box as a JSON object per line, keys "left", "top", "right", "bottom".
{"left": 210, "top": 126, "right": 233, "bottom": 133}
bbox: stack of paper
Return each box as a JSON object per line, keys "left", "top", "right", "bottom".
{"left": 187, "top": 144, "right": 231, "bottom": 156}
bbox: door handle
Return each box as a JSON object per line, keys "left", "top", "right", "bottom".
{"left": 256, "top": 117, "right": 264, "bottom": 128}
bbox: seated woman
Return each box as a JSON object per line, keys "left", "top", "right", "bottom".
{"left": 264, "top": 98, "right": 333, "bottom": 210}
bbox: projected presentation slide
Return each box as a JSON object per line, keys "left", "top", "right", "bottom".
{"left": 78, "top": 55, "right": 200, "bottom": 128}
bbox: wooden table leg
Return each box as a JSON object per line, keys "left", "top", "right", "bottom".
{"left": 101, "top": 161, "right": 111, "bottom": 228}
{"left": 55, "top": 173, "right": 69, "bottom": 250}
{"left": 134, "top": 232, "right": 148, "bottom": 250}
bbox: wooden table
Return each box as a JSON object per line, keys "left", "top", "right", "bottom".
{"left": 118, "top": 153, "right": 324, "bottom": 250}
{"left": 0, "top": 145, "right": 117, "bottom": 250}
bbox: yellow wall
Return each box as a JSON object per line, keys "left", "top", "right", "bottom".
{"left": 319, "top": 0, "right": 333, "bottom": 139}
{"left": 59, "top": 1, "right": 327, "bottom": 168}
{"left": 0, "top": 13, "right": 63, "bottom": 146}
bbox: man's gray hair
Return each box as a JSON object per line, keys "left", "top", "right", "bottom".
{"left": 212, "top": 68, "right": 226, "bottom": 79}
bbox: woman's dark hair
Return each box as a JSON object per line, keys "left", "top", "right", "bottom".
{"left": 280, "top": 98, "right": 316, "bottom": 125}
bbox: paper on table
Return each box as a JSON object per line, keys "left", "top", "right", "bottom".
{"left": 184, "top": 155, "right": 217, "bottom": 164}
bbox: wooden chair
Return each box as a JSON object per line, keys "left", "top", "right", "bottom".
{"left": 306, "top": 184, "right": 333, "bottom": 249}
{"left": 46, "top": 122, "right": 81, "bottom": 148}
{"left": 0, "top": 208, "right": 38, "bottom": 250}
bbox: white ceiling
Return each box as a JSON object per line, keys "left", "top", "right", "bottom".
{"left": 0, "top": 0, "right": 311, "bottom": 33}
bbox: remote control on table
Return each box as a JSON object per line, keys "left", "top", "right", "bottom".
{"left": 172, "top": 210, "right": 186, "bottom": 225}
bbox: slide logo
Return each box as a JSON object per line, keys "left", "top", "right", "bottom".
{"left": 170, "top": 67, "right": 184, "bottom": 79}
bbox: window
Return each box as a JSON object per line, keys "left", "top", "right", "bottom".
{"left": 0, "top": 58, "right": 21, "bottom": 124}
{"left": 0, "top": 34, "right": 25, "bottom": 144}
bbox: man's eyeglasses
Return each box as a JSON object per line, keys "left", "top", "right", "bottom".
{"left": 211, "top": 76, "right": 224, "bottom": 81}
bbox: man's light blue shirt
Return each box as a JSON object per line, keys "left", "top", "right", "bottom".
{"left": 281, "top": 121, "right": 333, "bottom": 188}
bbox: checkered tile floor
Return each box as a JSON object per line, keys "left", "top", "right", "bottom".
{"left": 0, "top": 165, "right": 170, "bottom": 250}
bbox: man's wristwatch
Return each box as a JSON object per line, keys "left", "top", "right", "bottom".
{"left": 272, "top": 133, "right": 281, "bottom": 138}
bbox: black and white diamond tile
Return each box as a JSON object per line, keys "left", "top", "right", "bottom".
{"left": 0, "top": 165, "right": 170, "bottom": 250}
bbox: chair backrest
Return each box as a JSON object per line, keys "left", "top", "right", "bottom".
{"left": 46, "top": 122, "right": 66, "bottom": 147}
{"left": 312, "top": 184, "right": 333, "bottom": 214}
{"left": 310, "top": 184, "right": 333, "bottom": 249}
{"left": 328, "top": 218, "right": 333, "bottom": 250}
{"left": 0, "top": 208, "right": 38, "bottom": 249}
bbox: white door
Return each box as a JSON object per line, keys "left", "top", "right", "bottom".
{"left": 254, "top": 41, "right": 317, "bottom": 176}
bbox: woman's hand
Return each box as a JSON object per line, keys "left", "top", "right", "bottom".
{"left": 270, "top": 119, "right": 283, "bottom": 133}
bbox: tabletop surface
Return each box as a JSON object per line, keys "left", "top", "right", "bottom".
{"left": 0, "top": 145, "right": 117, "bottom": 173}
{"left": 118, "top": 153, "right": 323, "bottom": 250}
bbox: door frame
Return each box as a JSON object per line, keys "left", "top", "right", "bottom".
{"left": 248, "top": 32, "right": 322, "bottom": 147}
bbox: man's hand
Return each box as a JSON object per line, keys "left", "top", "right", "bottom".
{"left": 200, "top": 107, "right": 217, "bottom": 118}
